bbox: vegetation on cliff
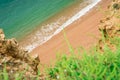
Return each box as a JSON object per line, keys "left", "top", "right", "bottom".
{"left": 0, "top": 29, "right": 40, "bottom": 79}
{"left": 46, "top": 0, "right": 120, "bottom": 79}
{"left": 0, "top": 0, "right": 120, "bottom": 80}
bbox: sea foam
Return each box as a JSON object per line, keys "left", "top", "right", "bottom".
{"left": 25, "top": 0, "right": 101, "bottom": 52}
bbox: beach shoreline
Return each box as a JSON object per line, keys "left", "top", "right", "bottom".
{"left": 19, "top": 0, "right": 93, "bottom": 51}
{"left": 31, "top": 0, "right": 111, "bottom": 66}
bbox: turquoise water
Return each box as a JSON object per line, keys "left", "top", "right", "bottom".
{"left": 0, "top": 0, "right": 78, "bottom": 40}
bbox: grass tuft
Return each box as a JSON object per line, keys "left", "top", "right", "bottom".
{"left": 46, "top": 36, "right": 120, "bottom": 80}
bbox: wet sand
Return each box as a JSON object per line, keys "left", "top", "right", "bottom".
{"left": 31, "top": 0, "right": 111, "bottom": 66}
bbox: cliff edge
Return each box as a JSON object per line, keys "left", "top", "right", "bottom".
{"left": 0, "top": 29, "right": 40, "bottom": 79}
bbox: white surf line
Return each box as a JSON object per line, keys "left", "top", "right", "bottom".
{"left": 54, "top": 0, "right": 101, "bottom": 35}
{"left": 27, "top": 0, "right": 101, "bottom": 52}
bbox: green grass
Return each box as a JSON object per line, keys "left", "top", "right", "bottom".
{"left": 0, "top": 64, "right": 41, "bottom": 80}
{"left": 46, "top": 47, "right": 120, "bottom": 79}
{"left": 46, "top": 33, "right": 120, "bottom": 80}
{"left": 1, "top": 33, "right": 120, "bottom": 80}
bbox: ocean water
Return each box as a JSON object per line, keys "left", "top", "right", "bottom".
{"left": 0, "top": 0, "right": 101, "bottom": 51}
{"left": 0, "top": 0, "right": 78, "bottom": 39}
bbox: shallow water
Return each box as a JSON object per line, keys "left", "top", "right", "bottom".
{"left": 0, "top": 0, "right": 78, "bottom": 39}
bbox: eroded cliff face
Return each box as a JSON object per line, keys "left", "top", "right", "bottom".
{"left": 0, "top": 29, "right": 27, "bottom": 59}
{"left": 0, "top": 29, "right": 40, "bottom": 79}
{"left": 98, "top": 0, "right": 120, "bottom": 51}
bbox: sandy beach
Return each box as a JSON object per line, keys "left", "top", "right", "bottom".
{"left": 31, "top": 0, "right": 111, "bottom": 66}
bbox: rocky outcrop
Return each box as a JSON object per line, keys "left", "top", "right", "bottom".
{"left": 0, "top": 29, "right": 27, "bottom": 58}
{"left": 0, "top": 29, "right": 40, "bottom": 79}
{"left": 98, "top": 0, "right": 120, "bottom": 51}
